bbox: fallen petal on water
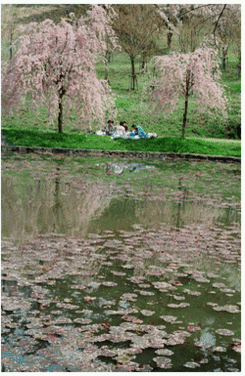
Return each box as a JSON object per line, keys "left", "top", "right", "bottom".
{"left": 194, "top": 341, "right": 212, "bottom": 348}
{"left": 153, "top": 356, "right": 172, "bottom": 369}
{"left": 160, "top": 315, "right": 178, "bottom": 323}
{"left": 183, "top": 361, "right": 201, "bottom": 369}
{"left": 155, "top": 349, "right": 174, "bottom": 356}
{"left": 215, "top": 329, "right": 235, "bottom": 336}
{"left": 213, "top": 346, "right": 227, "bottom": 353}
{"left": 168, "top": 303, "right": 190, "bottom": 308}
{"left": 141, "top": 310, "right": 155, "bottom": 316}
{"left": 187, "top": 325, "right": 201, "bottom": 332}
{"left": 102, "top": 281, "right": 118, "bottom": 287}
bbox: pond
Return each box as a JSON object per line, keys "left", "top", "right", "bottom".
{"left": 1, "top": 153, "right": 241, "bottom": 372}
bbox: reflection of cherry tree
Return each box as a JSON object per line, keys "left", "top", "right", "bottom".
{"left": 134, "top": 195, "right": 221, "bottom": 229}
{"left": 1, "top": 173, "right": 116, "bottom": 243}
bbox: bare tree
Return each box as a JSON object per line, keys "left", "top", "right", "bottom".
{"left": 154, "top": 4, "right": 240, "bottom": 56}
{"left": 112, "top": 4, "right": 162, "bottom": 90}
{"left": 229, "top": 5, "right": 241, "bottom": 78}
{"left": 178, "top": 13, "right": 208, "bottom": 53}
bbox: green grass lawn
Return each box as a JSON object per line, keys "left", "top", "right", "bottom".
{"left": 2, "top": 129, "right": 241, "bottom": 157}
{"left": 1, "top": 14, "right": 241, "bottom": 150}
{"left": 2, "top": 50, "right": 241, "bottom": 139}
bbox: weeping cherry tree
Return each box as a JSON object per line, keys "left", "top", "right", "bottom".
{"left": 145, "top": 46, "right": 228, "bottom": 137}
{"left": 1, "top": 5, "right": 118, "bottom": 133}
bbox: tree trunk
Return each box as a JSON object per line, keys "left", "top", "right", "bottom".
{"left": 58, "top": 92, "right": 63, "bottom": 133}
{"left": 222, "top": 57, "right": 226, "bottom": 70}
{"left": 10, "top": 33, "right": 13, "bottom": 61}
{"left": 130, "top": 57, "right": 136, "bottom": 90}
{"left": 141, "top": 51, "right": 147, "bottom": 71}
{"left": 182, "top": 69, "right": 192, "bottom": 138}
{"left": 237, "top": 54, "right": 241, "bottom": 78}
{"left": 104, "top": 59, "right": 108, "bottom": 81}
{"left": 182, "top": 94, "right": 189, "bottom": 138}
{"left": 106, "top": 51, "right": 113, "bottom": 63}
{"left": 167, "top": 31, "right": 173, "bottom": 49}
{"left": 221, "top": 47, "right": 227, "bottom": 70}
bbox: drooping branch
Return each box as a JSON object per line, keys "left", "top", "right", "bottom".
{"left": 145, "top": 47, "right": 227, "bottom": 138}
{"left": 2, "top": 5, "right": 118, "bottom": 132}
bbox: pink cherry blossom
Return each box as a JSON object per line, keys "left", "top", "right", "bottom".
{"left": 2, "top": 5, "right": 118, "bottom": 133}
{"left": 145, "top": 46, "right": 227, "bottom": 137}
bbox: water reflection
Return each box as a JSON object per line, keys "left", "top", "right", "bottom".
{"left": 2, "top": 170, "right": 116, "bottom": 242}
{"left": 2, "top": 156, "right": 240, "bottom": 242}
{"left": 52, "top": 165, "right": 65, "bottom": 234}
{"left": 2, "top": 175, "right": 229, "bottom": 243}
{"left": 1, "top": 155, "right": 241, "bottom": 372}
{"left": 2, "top": 169, "right": 240, "bottom": 244}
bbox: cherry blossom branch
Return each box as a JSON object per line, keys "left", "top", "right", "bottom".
{"left": 212, "top": 4, "right": 227, "bottom": 36}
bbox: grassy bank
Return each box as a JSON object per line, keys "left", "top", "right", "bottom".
{"left": 1, "top": 51, "right": 241, "bottom": 140}
{"left": 2, "top": 129, "right": 241, "bottom": 157}
{"left": 1, "top": 6, "right": 241, "bottom": 141}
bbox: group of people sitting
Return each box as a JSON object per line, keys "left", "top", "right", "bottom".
{"left": 101, "top": 120, "right": 158, "bottom": 140}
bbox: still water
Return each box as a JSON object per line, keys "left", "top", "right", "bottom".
{"left": 1, "top": 154, "right": 241, "bottom": 371}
